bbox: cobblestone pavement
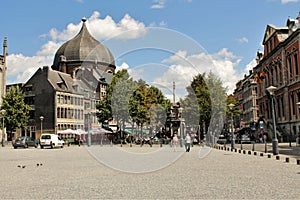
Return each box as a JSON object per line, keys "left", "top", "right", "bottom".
{"left": 0, "top": 145, "right": 299, "bottom": 199}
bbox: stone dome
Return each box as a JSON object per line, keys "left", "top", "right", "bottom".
{"left": 52, "top": 18, "right": 115, "bottom": 72}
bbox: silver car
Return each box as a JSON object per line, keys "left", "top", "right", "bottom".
{"left": 13, "top": 136, "right": 38, "bottom": 149}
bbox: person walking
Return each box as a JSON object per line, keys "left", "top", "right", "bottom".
{"left": 185, "top": 133, "right": 192, "bottom": 152}
{"left": 172, "top": 134, "right": 179, "bottom": 151}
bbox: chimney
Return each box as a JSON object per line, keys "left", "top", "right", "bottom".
{"left": 297, "top": 11, "right": 300, "bottom": 23}
{"left": 59, "top": 55, "right": 67, "bottom": 73}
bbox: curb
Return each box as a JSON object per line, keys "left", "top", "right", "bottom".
{"left": 214, "top": 144, "right": 300, "bottom": 166}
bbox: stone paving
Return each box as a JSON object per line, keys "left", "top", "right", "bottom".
{"left": 0, "top": 144, "right": 299, "bottom": 199}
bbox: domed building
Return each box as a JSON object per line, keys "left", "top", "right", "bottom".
{"left": 52, "top": 18, "right": 115, "bottom": 76}
{"left": 20, "top": 18, "right": 115, "bottom": 141}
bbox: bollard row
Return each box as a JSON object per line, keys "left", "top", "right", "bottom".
{"left": 214, "top": 144, "right": 300, "bottom": 165}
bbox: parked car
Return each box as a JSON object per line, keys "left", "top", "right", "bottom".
{"left": 217, "top": 134, "right": 227, "bottom": 144}
{"left": 12, "top": 136, "right": 38, "bottom": 149}
{"left": 39, "top": 133, "right": 64, "bottom": 149}
{"left": 240, "top": 134, "right": 251, "bottom": 144}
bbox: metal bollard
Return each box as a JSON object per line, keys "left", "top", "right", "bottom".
{"left": 268, "top": 154, "right": 272, "bottom": 158}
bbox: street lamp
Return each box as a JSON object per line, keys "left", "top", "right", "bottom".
{"left": 40, "top": 116, "right": 44, "bottom": 135}
{"left": 87, "top": 112, "right": 91, "bottom": 147}
{"left": 1, "top": 109, "right": 5, "bottom": 147}
{"left": 296, "top": 102, "right": 300, "bottom": 146}
{"left": 178, "top": 107, "right": 184, "bottom": 147}
{"left": 228, "top": 103, "right": 235, "bottom": 149}
{"left": 267, "top": 85, "right": 279, "bottom": 155}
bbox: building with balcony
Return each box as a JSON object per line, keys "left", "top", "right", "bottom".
{"left": 233, "top": 70, "right": 259, "bottom": 134}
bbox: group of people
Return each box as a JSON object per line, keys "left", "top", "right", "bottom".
{"left": 172, "top": 133, "right": 192, "bottom": 152}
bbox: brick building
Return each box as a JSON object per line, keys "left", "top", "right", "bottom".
{"left": 253, "top": 12, "right": 300, "bottom": 142}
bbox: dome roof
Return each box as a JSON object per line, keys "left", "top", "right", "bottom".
{"left": 52, "top": 18, "right": 115, "bottom": 70}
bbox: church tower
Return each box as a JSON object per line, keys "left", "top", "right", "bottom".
{"left": 0, "top": 37, "right": 7, "bottom": 105}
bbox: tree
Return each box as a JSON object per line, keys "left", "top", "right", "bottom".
{"left": 0, "top": 86, "right": 31, "bottom": 136}
{"left": 97, "top": 70, "right": 171, "bottom": 138}
{"left": 129, "top": 80, "right": 172, "bottom": 136}
{"left": 129, "top": 80, "right": 148, "bottom": 135}
{"left": 111, "top": 73, "right": 136, "bottom": 132}
{"left": 205, "top": 72, "right": 228, "bottom": 135}
{"left": 181, "top": 73, "right": 211, "bottom": 133}
{"left": 97, "top": 70, "right": 130, "bottom": 121}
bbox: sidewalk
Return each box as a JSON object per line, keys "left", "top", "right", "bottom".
{"left": 221, "top": 142, "right": 300, "bottom": 159}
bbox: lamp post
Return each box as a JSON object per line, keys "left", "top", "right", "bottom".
{"left": 267, "top": 86, "right": 279, "bottom": 155}
{"left": 296, "top": 102, "right": 300, "bottom": 146}
{"left": 228, "top": 103, "right": 235, "bottom": 149}
{"left": 179, "top": 107, "right": 184, "bottom": 147}
{"left": 40, "top": 116, "right": 44, "bottom": 135}
{"left": 1, "top": 109, "right": 5, "bottom": 147}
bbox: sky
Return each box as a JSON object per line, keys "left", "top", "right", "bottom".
{"left": 1, "top": 0, "right": 300, "bottom": 100}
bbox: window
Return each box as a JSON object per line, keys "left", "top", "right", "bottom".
{"left": 288, "top": 56, "right": 293, "bottom": 81}
{"left": 278, "top": 62, "right": 282, "bottom": 84}
{"left": 294, "top": 53, "right": 299, "bottom": 78}
{"left": 291, "top": 92, "right": 295, "bottom": 115}
{"left": 281, "top": 96, "right": 285, "bottom": 118}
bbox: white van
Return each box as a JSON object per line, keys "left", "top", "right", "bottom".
{"left": 40, "top": 133, "right": 64, "bottom": 149}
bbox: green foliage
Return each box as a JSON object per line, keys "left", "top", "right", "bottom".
{"left": 184, "top": 73, "right": 211, "bottom": 130}
{"left": 226, "top": 95, "right": 240, "bottom": 117}
{"left": 96, "top": 70, "right": 171, "bottom": 131}
{"left": 181, "top": 72, "right": 227, "bottom": 132}
{"left": 205, "top": 72, "right": 228, "bottom": 132}
{"left": 129, "top": 80, "right": 171, "bottom": 129}
{"left": 96, "top": 69, "right": 134, "bottom": 125}
{"left": 0, "top": 86, "right": 31, "bottom": 132}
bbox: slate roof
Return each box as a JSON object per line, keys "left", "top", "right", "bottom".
{"left": 52, "top": 18, "right": 115, "bottom": 70}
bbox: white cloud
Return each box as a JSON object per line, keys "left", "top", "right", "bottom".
{"left": 47, "top": 12, "right": 147, "bottom": 41}
{"left": 281, "top": 0, "right": 299, "bottom": 4}
{"left": 6, "top": 11, "right": 147, "bottom": 84}
{"left": 150, "top": 0, "right": 166, "bottom": 9}
{"left": 237, "top": 37, "right": 249, "bottom": 43}
{"left": 116, "top": 62, "right": 130, "bottom": 72}
{"left": 6, "top": 53, "right": 52, "bottom": 83}
{"left": 153, "top": 48, "right": 242, "bottom": 95}
{"left": 244, "top": 58, "right": 257, "bottom": 74}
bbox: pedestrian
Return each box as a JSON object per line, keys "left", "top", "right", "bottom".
{"left": 172, "top": 134, "right": 179, "bottom": 151}
{"left": 185, "top": 133, "right": 191, "bottom": 152}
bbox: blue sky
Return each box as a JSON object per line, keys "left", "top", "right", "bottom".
{"left": 1, "top": 0, "right": 300, "bottom": 98}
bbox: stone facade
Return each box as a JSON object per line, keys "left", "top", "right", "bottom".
{"left": 233, "top": 70, "right": 258, "bottom": 132}
{"left": 19, "top": 19, "right": 114, "bottom": 140}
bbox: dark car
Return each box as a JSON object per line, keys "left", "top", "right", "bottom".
{"left": 13, "top": 136, "right": 38, "bottom": 149}
{"left": 240, "top": 134, "right": 251, "bottom": 144}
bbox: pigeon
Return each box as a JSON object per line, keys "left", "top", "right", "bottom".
{"left": 37, "top": 163, "right": 39, "bottom": 167}
{"left": 22, "top": 166, "right": 25, "bottom": 168}
{"left": 17, "top": 165, "right": 21, "bottom": 168}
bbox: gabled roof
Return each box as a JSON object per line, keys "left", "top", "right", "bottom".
{"left": 262, "top": 24, "right": 288, "bottom": 45}
{"left": 46, "top": 67, "right": 74, "bottom": 92}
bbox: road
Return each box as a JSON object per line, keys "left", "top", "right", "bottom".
{"left": 0, "top": 145, "right": 299, "bottom": 199}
